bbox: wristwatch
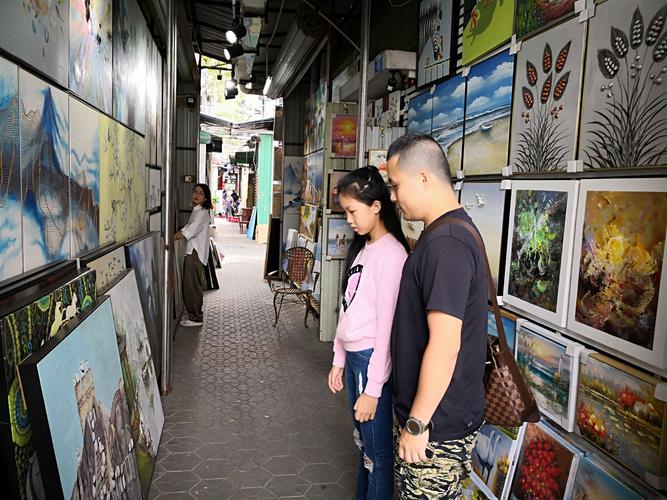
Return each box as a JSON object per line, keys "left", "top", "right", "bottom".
{"left": 405, "top": 416, "right": 431, "bottom": 436}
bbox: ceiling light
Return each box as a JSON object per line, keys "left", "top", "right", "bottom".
{"left": 263, "top": 76, "right": 272, "bottom": 96}
{"left": 226, "top": 21, "right": 247, "bottom": 44}
{"left": 224, "top": 86, "right": 239, "bottom": 99}
{"left": 223, "top": 44, "right": 244, "bottom": 61}
{"left": 225, "top": 79, "right": 238, "bottom": 90}
{"left": 245, "top": 82, "right": 253, "bottom": 90}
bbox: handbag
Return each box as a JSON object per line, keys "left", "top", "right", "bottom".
{"left": 418, "top": 215, "right": 541, "bottom": 427}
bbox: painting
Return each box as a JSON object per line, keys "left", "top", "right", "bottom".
{"left": 69, "top": 0, "right": 113, "bottom": 114}
{"left": 571, "top": 456, "right": 646, "bottom": 500}
{"left": 327, "top": 218, "right": 355, "bottom": 260}
{"left": 299, "top": 203, "right": 319, "bottom": 242}
{"left": 328, "top": 171, "right": 347, "bottom": 212}
{"left": 150, "top": 211, "right": 161, "bottom": 232}
{"left": 462, "top": 475, "right": 491, "bottom": 499}
{"left": 368, "top": 149, "right": 387, "bottom": 179}
{"left": 0, "top": 270, "right": 96, "bottom": 500}
{"left": 418, "top": 0, "right": 455, "bottom": 87}
{"left": 86, "top": 246, "right": 127, "bottom": 294}
{"left": 462, "top": 0, "right": 515, "bottom": 66}
{"left": 510, "top": 17, "right": 586, "bottom": 173}
{"left": 126, "top": 233, "right": 163, "bottom": 379}
{"left": 472, "top": 424, "right": 525, "bottom": 499}
{"left": 19, "top": 298, "right": 142, "bottom": 499}
{"left": 570, "top": 182, "right": 667, "bottom": 370}
{"left": 0, "top": 0, "right": 68, "bottom": 86}
{"left": 147, "top": 166, "right": 161, "bottom": 210}
{"left": 487, "top": 308, "right": 518, "bottom": 354}
{"left": 20, "top": 70, "right": 71, "bottom": 273}
{"left": 515, "top": 0, "right": 577, "bottom": 40}
{"left": 0, "top": 56, "right": 21, "bottom": 283}
{"left": 432, "top": 74, "right": 466, "bottom": 176}
{"left": 285, "top": 228, "right": 299, "bottom": 250}
{"left": 510, "top": 422, "right": 579, "bottom": 499}
{"left": 331, "top": 114, "right": 358, "bottom": 158}
{"left": 302, "top": 150, "right": 324, "bottom": 204}
{"left": 462, "top": 50, "right": 514, "bottom": 176}
{"left": 407, "top": 89, "right": 433, "bottom": 135}
{"left": 107, "top": 271, "right": 164, "bottom": 497}
{"left": 579, "top": 0, "right": 667, "bottom": 169}
{"left": 402, "top": 217, "right": 425, "bottom": 251}
{"left": 576, "top": 352, "right": 667, "bottom": 478}
{"left": 460, "top": 182, "right": 506, "bottom": 290}
{"left": 113, "top": 0, "right": 147, "bottom": 133}
{"left": 69, "top": 97, "right": 100, "bottom": 257}
{"left": 516, "top": 321, "right": 583, "bottom": 431}
{"left": 503, "top": 181, "right": 578, "bottom": 327}
{"left": 283, "top": 156, "right": 302, "bottom": 214}
{"left": 145, "top": 37, "right": 159, "bottom": 165}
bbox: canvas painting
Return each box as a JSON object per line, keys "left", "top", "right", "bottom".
{"left": 579, "top": 0, "right": 667, "bottom": 169}
{"left": 515, "top": 0, "right": 577, "bottom": 40}
{"left": 568, "top": 179, "right": 667, "bottom": 369}
{"left": 462, "top": 475, "right": 491, "bottom": 499}
{"left": 462, "top": 50, "right": 515, "bottom": 176}
{"left": 145, "top": 37, "right": 159, "bottom": 165}
{"left": 0, "top": 0, "right": 68, "bottom": 86}
{"left": 328, "top": 171, "right": 347, "bottom": 212}
{"left": 147, "top": 166, "right": 161, "bottom": 210}
{"left": 69, "top": 0, "right": 113, "bottom": 114}
{"left": 503, "top": 181, "right": 578, "bottom": 326}
{"left": 368, "top": 149, "right": 387, "bottom": 177}
{"left": 510, "top": 422, "right": 579, "bottom": 499}
{"left": 516, "top": 322, "right": 583, "bottom": 431}
{"left": 487, "top": 308, "right": 518, "bottom": 354}
{"left": 0, "top": 56, "right": 22, "bottom": 283}
{"left": 418, "top": 0, "right": 455, "bottom": 86}
{"left": 113, "top": 0, "right": 147, "bottom": 133}
{"left": 331, "top": 114, "right": 358, "bottom": 158}
{"left": 86, "top": 246, "right": 127, "bottom": 294}
{"left": 299, "top": 203, "right": 319, "bottom": 241}
{"left": 462, "top": 0, "right": 515, "bottom": 66}
{"left": 283, "top": 156, "right": 302, "bottom": 213}
{"left": 313, "top": 82, "right": 327, "bottom": 153}
{"left": 285, "top": 228, "right": 299, "bottom": 250}
{"left": 510, "top": 17, "right": 586, "bottom": 173}
{"left": 20, "top": 298, "right": 141, "bottom": 499}
{"left": 20, "top": 70, "right": 71, "bottom": 272}
{"left": 302, "top": 150, "right": 324, "bottom": 204}
{"left": 576, "top": 352, "right": 667, "bottom": 478}
{"left": 150, "top": 211, "right": 161, "bottom": 232}
{"left": 460, "top": 182, "right": 506, "bottom": 290}
{"left": 571, "top": 456, "right": 646, "bottom": 500}
{"left": 402, "top": 217, "right": 425, "bottom": 251}
{"left": 0, "top": 270, "right": 96, "bottom": 500}
{"left": 407, "top": 89, "right": 433, "bottom": 135}
{"left": 327, "top": 219, "right": 355, "bottom": 260}
{"left": 69, "top": 98, "right": 100, "bottom": 257}
{"left": 107, "top": 271, "right": 164, "bottom": 497}
{"left": 432, "top": 75, "right": 466, "bottom": 176}
{"left": 472, "top": 424, "right": 525, "bottom": 499}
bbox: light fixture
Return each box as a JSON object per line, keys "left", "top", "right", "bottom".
{"left": 263, "top": 76, "right": 272, "bottom": 96}
{"left": 216, "top": 70, "right": 222, "bottom": 81}
{"left": 245, "top": 82, "right": 253, "bottom": 90}
{"left": 224, "top": 86, "right": 239, "bottom": 99}
{"left": 386, "top": 71, "right": 398, "bottom": 92}
{"left": 225, "top": 79, "right": 238, "bottom": 90}
{"left": 226, "top": 20, "right": 247, "bottom": 44}
{"left": 223, "top": 43, "right": 244, "bottom": 61}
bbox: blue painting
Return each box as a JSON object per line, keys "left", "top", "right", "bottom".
{"left": 463, "top": 50, "right": 515, "bottom": 176}
{"left": 20, "top": 70, "right": 71, "bottom": 272}
{"left": 302, "top": 150, "right": 324, "bottom": 205}
{"left": 487, "top": 310, "right": 517, "bottom": 353}
{"left": 571, "top": 457, "right": 644, "bottom": 500}
{"left": 283, "top": 156, "right": 303, "bottom": 213}
{"left": 407, "top": 89, "right": 433, "bottom": 135}
{"left": 0, "top": 56, "right": 21, "bottom": 283}
{"left": 432, "top": 75, "right": 466, "bottom": 176}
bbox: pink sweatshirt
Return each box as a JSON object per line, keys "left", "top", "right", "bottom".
{"left": 333, "top": 233, "right": 407, "bottom": 397}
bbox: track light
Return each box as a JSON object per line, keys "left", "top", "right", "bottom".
{"left": 386, "top": 71, "right": 398, "bottom": 92}
{"left": 226, "top": 20, "right": 247, "bottom": 44}
{"left": 217, "top": 70, "right": 222, "bottom": 80}
{"left": 263, "top": 76, "right": 272, "bottom": 96}
{"left": 224, "top": 86, "right": 239, "bottom": 99}
{"left": 225, "top": 79, "right": 238, "bottom": 90}
{"left": 224, "top": 43, "right": 244, "bottom": 61}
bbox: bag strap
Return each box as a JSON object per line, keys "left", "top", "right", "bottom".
{"left": 416, "top": 214, "right": 510, "bottom": 354}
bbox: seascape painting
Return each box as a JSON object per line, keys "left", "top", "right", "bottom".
{"left": 299, "top": 203, "right": 319, "bottom": 242}
{"left": 330, "top": 114, "right": 358, "bottom": 158}
{"left": 407, "top": 89, "right": 433, "bottom": 135}
{"left": 283, "top": 156, "right": 303, "bottom": 213}
{"left": 432, "top": 74, "right": 465, "bottom": 176}
{"left": 462, "top": 0, "right": 515, "bottom": 66}
{"left": 515, "top": 0, "right": 577, "bottom": 40}
{"left": 327, "top": 218, "right": 355, "bottom": 260}
{"left": 418, "top": 0, "right": 454, "bottom": 86}
{"left": 487, "top": 309, "right": 518, "bottom": 354}
{"left": 571, "top": 456, "right": 645, "bottom": 500}
{"left": 472, "top": 424, "right": 525, "bottom": 499}
{"left": 302, "top": 150, "right": 324, "bottom": 205}
{"left": 86, "top": 246, "right": 127, "bottom": 294}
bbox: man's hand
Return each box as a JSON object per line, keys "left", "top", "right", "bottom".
{"left": 354, "top": 393, "right": 378, "bottom": 422}
{"left": 328, "top": 366, "right": 344, "bottom": 394}
{"left": 398, "top": 427, "right": 430, "bottom": 463}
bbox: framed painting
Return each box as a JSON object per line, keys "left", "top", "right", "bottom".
{"left": 432, "top": 74, "right": 466, "bottom": 176}
{"left": 327, "top": 219, "right": 355, "bottom": 260}
{"left": 462, "top": 0, "right": 515, "bottom": 66}
{"left": 503, "top": 180, "right": 578, "bottom": 326}
{"left": 516, "top": 321, "right": 583, "bottom": 431}
{"left": 283, "top": 156, "right": 303, "bottom": 214}
{"left": 571, "top": 456, "right": 648, "bottom": 500}
{"left": 330, "top": 114, "right": 358, "bottom": 158}
{"left": 328, "top": 171, "right": 347, "bottom": 213}
{"left": 299, "top": 203, "right": 319, "bottom": 242}
{"left": 487, "top": 308, "right": 519, "bottom": 354}
{"left": 462, "top": 50, "right": 515, "bottom": 176}
{"left": 85, "top": 246, "right": 127, "bottom": 295}
{"left": 402, "top": 217, "right": 425, "bottom": 251}
{"left": 576, "top": 351, "right": 667, "bottom": 480}
{"left": 19, "top": 298, "right": 142, "bottom": 500}
{"left": 149, "top": 211, "right": 161, "bottom": 232}
{"left": 509, "top": 17, "right": 586, "bottom": 173}
{"left": 462, "top": 474, "right": 491, "bottom": 499}
{"left": 407, "top": 89, "right": 434, "bottom": 135}
{"left": 368, "top": 150, "right": 388, "bottom": 181}
{"left": 515, "top": 0, "right": 577, "bottom": 40}
{"left": 302, "top": 150, "right": 324, "bottom": 205}
{"left": 579, "top": 0, "right": 667, "bottom": 169}
{"left": 145, "top": 38, "right": 159, "bottom": 165}
{"left": 418, "top": 0, "right": 455, "bottom": 87}
{"left": 568, "top": 179, "right": 667, "bottom": 369}
{"left": 285, "top": 228, "right": 299, "bottom": 250}
{"left": 147, "top": 166, "right": 162, "bottom": 210}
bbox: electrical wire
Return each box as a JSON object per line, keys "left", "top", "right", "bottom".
{"left": 265, "top": 0, "right": 287, "bottom": 83}
{"left": 388, "top": 0, "right": 414, "bottom": 7}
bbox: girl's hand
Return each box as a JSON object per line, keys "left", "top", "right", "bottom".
{"left": 328, "top": 366, "right": 344, "bottom": 394}
{"left": 354, "top": 393, "right": 378, "bottom": 422}
{"left": 174, "top": 231, "right": 184, "bottom": 241}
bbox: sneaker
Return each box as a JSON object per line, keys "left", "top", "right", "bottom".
{"left": 180, "top": 318, "right": 203, "bottom": 327}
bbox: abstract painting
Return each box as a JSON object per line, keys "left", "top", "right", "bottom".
{"left": 568, "top": 179, "right": 667, "bottom": 369}
{"left": 0, "top": 270, "right": 96, "bottom": 500}
{"left": 576, "top": 352, "right": 667, "bottom": 478}
{"left": 407, "top": 89, "right": 433, "bottom": 135}
{"left": 510, "top": 17, "right": 586, "bottom": 173}
{"left": 331, "top": 114, "right": 358, "bottom": 158}
{"left": 302, "top": 150, "right": 324, "bottom": 204}
{"left": 418, "top": 0, "right": 455, "bottom": 87}
{"left": 515, "top": 0, "right": 577, "bottom": 40}
{"left": 503, "top": 181, "right": 577, "bottom": 327}
{"left": 147, "top": 166, "right": 161, "bottom": 210}
{"left": 0, "top": 56, "right": 21, "bottom": 283}
{"left": 299, "top": 203, "right": 319, "bottom": 242}
{"left": 462, "top": 50, "right": 514, "bottom": 176}
{"left": 571, "top": 456, "right": 645, "bottom": 500}
{"left": 511, "top": 422, "right": 579, "bottom": 499}
{"left": 20, "top": 70, "right": 71, "bottom": 272}
{"left": 472, "top": 424, "right": 525, "bottom": 499}
{"left": 19, "top": 298, "right": 141, "bottom": 499}
{"left": 432, "top": 74, "right": 466, "bottom": 176}
{"left": 328, "top": 171, "right": 347, "bottom": 213}
{"left": 516, "top": 321, "right": 583, "bottom": 431}
{"left": 0, "top": 0, "right": 68, "bottom": 86}
{"left": 145, "top": 37, "right": 159, "bottom": 165}
{"left": 579, "top": 0, "right": 667, "bottom": 169}
{"left": 487, "top": 308, "right": 518, "bottom": 354}
{"left": 107, "top": 271, "right": 164, "bottom": 497}
{"left": 113, "top": 0, "right": 147, "bottom": 133}
{"left": 462, "top": 0, "right": 515, "bottom": 66}
{"left": 69, "top": 97, "right": 100, "bottom": 257}
{"left": 86, "top": 246, "right": 127, "bottom": 294}
{"left": 283, "top": 156, "right": 303, "bottom": 213}
{"left": 327, "top": 218, "right": 355, "bottom": 260}
{"left": 69, "top": 0, "right": 113, "bottom": 114}
{"left": 460, "top": 182, "right": 506, "bottom": 290}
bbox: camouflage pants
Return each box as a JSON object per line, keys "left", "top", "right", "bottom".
{"left": 394, "top": 424, "right": 477, "bottom": 499}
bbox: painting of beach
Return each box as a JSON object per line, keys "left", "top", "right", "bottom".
{"left": 432, "top": 74, "right": 465, "bottom": 176}
{"left": 407, "top": 89, "right": 433, "bottom": 135}
{"left": 571, "top": 456, "right": 645, "bottom": 500}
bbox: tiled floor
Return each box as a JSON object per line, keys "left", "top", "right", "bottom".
{"left": 148, "top": 219, "right": 357, "bottom": 499}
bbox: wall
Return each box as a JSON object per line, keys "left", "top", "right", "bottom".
{"left": 255, "top": 133, "right": 274, "bottom": 243}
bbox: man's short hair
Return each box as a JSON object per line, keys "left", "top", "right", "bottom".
{"left": 387, "top": 134, "right": 452, "bottom": 185}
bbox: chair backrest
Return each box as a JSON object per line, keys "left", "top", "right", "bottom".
{"left": 240, "top": 208, "right": 253, "bottom": 222}
{"left": 282, "top": 247, "right": 315, "bottom": 286}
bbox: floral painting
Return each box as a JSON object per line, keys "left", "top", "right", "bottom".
{"left": 418, "top": 0, "right": 455, "bottom": 86}
{"left": 330, "top": 114, "right": 357, "bottom": 158}
{"left": 472, "top": 424, "right": 524, "bottom": 499}
{"left": 462, "top": 0, "right": 515, "bottom": 66}
{"left": 515, "top": 0, "right": 577, "bottom": 40}
{"left": 432, "top": 75, "right": 466, "bottom": 176}
{"left": 407, "top": 89, "right": 433, "bottom": 135}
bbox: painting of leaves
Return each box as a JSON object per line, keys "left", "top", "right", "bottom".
{"left": 462, "top": 0, "right": 515, "bottom": 66}
{"left": 418, "top": 0, "right": 455, "bottom": 87}
{"left": 515, "top": 0, "right": 576, "bottom": 40}
{"left": 580, "top": 1, "right": 667, "bottom": 169}
{"left": 510, "top": 17, "right": 585, "bottom": 172}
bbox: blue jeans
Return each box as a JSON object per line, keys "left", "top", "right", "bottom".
{"left": 345, "top": 349, "right": 394, "bottom": 500}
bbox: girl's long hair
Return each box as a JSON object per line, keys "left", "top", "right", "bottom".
{"left": 336, "top": 166, "right": 409, "bottom": 291}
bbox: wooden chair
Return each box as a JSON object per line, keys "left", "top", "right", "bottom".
{"left": 239, "top": 208, "right": 253, "bottom": 233}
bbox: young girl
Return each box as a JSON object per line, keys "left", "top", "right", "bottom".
{"left": 175, "top": 183, "right": 213, "bottom": 327}
{"left": 328, "top": 166, "right": 409, "bottom": 499}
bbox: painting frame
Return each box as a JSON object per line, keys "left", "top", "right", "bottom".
{"left": 327, "top": 170, "right": 348, "bottom": 213}
{"left": 327, "top": 218, "right": 355, "bottom": 260}
{"left": 330, "top": 114, "right": 358, "bottom": 159}
{"left": 299, "top": 203, "right": 319, "bottom": 242}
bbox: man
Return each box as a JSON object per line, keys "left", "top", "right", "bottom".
{"left": 386, "top": 134, "right": 487, "bottom": 498}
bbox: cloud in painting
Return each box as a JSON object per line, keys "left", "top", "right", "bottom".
{"left": 494, "top": 85, "right": 512, "bottom": 99}
{"left": 469, "top": 96, "right": 491, "bottom": 112}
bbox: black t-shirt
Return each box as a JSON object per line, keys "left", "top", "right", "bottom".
{"left": 391, "top": 208, "right": 487, "bottom": 441}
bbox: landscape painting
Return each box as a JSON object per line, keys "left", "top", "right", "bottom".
{"left": 472, "top": 424, "right": 525, "bottom": 499}
{"left": 327, "top": 218, "right": 355, "bottom": 260}
{"left": 331, "top": 114, "right": 358, "bottom": 158}
{"left": 283, "top": 156, "right": 303, "bottom": 214}
{"left": 299, "top": 203, "right": 319, "bottom": 242}
{"left": 462, "top": 475, "right": 491, "bottom": 500}
{"left": 462, "top": 0, "right": 515, "bottom": 66}
{"left": 487, "top": 309, "right": 518, "bottom": 354}
{"left": 328, "top": 171, "right": 347, "bottom": 212}
{"left": 302, "top": 150, "right": 324, "bottom": 204}
{"left": 432, "top": 75, "right": 466, "bottom": 176}
{"left": 515, "top": 0, "right": 577, "bottom": 40}
{"left": 407, "top": 89, "right": 433, "bottom": 135}
{"left": 418, "top": 0, "right": 454, "bottom": 86}
{"left": 571, "top": 456, "right": 645, "bottom": 500}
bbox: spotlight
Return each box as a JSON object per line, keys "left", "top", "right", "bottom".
{"left": 217, "top": 72, "right": 222, "bottom": 81}
{"left": 225, "top": 79, "right": 238, "bottom": 90}
{"left": 263, "top": 76, "right": 272, "bottom": 96}
{"left": 223, "top": 43, "right": 244, "bottom": 61}
{"left": 245, "top": 82, "right": 253, "bottom": 90}
{"left": 224, "top": 86, "right": 239, "bottom": 99}
{"left": 386, "top": 71, "right": 398, "bottom": 92}
{"left": 226, "top": 20, "right": 247, "bottom": 44}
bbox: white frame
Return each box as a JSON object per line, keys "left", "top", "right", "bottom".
{"left": 567, "top": 178, "right": 667, "bottom": 369}
{"left": 503, "top": 180, "right": 579, "bottom": 326}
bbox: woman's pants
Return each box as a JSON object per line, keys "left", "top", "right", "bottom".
{"left": 183, "top": 249, "right": 204, "bottom": 322}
